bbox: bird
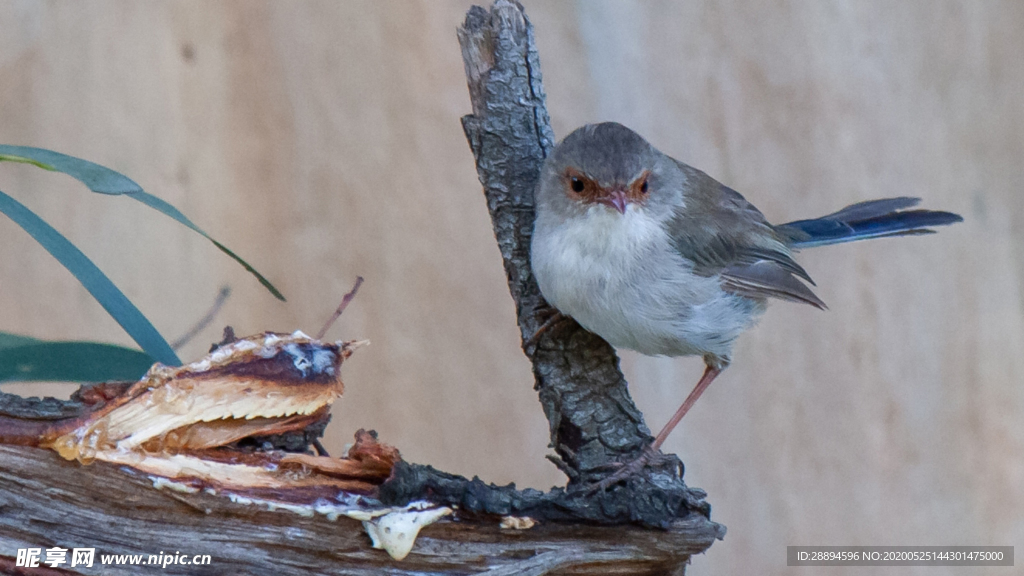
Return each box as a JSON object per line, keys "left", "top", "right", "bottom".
{"left": 530, "top": 121, "right": 962, "bottom": 484}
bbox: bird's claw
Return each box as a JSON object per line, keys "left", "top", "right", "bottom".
{"left": 583, "top": 447, "right": 672, "bottom": 494}
{"left": 524, "top": 308, "right": 569, "bottom": 350}
{"left": 532, "top": 302, "right": 560, "bottom": 318}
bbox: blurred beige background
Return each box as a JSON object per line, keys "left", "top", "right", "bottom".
{"left": 1, "top": 1, "right": 1021, "bottom": 574}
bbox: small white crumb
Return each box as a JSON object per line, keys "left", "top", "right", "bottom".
{"left": 149, "top": 476, "right": 199, "bottom": 494}
{"left": 499, "top": 516, "right": 537, "bottom": 530}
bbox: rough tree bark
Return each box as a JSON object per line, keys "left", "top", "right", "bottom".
{"left": 0, "top": 2, "right": 722, "bottom": 574}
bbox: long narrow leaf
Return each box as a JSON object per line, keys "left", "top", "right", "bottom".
{"left": 0, "top": 340, "right": 154, "bottom": 383}
{"left": 0, "top": 145, "right": 285, "bottom": 301}
{"left": 0, "top": 188, "right": 180, "bottom": 366}
{"left": 0, "top": 153, "right": 58, "bottom": 172}
{"left": 130, "top": 191, "right": 285, "bottom": 300}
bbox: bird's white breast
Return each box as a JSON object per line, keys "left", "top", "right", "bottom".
{"left": 531, "top": 205, "right": 761, "bottom": 358}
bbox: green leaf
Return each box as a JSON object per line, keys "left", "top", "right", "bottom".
{"left": 0, "top": 145, "right": 285, "bottom": 301}
{"left": 0, "top": 340, "right": 155, "bottom": 383}
{"left": 0, "top": 188, "right": 181, "bottom": 366}
{"left": 0, "top": 153, "right": 57, "bottom": 172}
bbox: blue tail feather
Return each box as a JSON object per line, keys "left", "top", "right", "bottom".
{"left": 777, "top": 197, "right": 963, "bottom": 249}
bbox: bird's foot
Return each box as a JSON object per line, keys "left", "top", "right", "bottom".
{"left": 524, "top": 307, "right": 570, "bottom": 350}
{"left": 531, "top": 301, "right": 560, "bottom": 318}
{"left": 584, "top": 446, "right": 673, "bottom": 494}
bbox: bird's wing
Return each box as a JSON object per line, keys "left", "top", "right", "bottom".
{"left": 667, "top": 164, "right": 826, "bottom": 309}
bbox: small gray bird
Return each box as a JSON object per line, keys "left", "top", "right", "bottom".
{"left": 531, "top": 122, "right": 961, "bottom": 479}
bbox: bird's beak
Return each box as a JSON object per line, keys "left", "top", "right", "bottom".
{"left": 600, "top": 189, "right": 629, "bottom": 214}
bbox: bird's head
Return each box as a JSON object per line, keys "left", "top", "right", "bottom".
{"left": 536, "top": 122, "right": 681, "bottom": 221}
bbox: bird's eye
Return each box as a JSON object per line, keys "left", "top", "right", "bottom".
{"left": 570, "top": 177, "right": 585, "bottom": 193}
{"left": 640, "top": 178, "right": 649, "bottom": 194}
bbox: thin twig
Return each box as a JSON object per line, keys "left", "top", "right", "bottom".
{"left": 315, "top": 277, "right": 364, "bottom": 340}
{"left": 171, "top": 286, "right": 232, "bottom": 350}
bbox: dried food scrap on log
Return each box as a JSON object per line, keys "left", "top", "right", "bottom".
{"left": 0, "top": 329, "right": 448, "bottom": 562}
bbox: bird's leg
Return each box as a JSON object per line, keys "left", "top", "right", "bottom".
{"left": 587, "top": 361, "right": 724, "bottom": 492}
{"left": 649, "top": 362, "right": 723, "bottom": 452}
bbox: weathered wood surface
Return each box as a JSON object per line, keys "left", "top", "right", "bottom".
{"left": 0, "top": 445, "right": 716, "bottom": 576}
